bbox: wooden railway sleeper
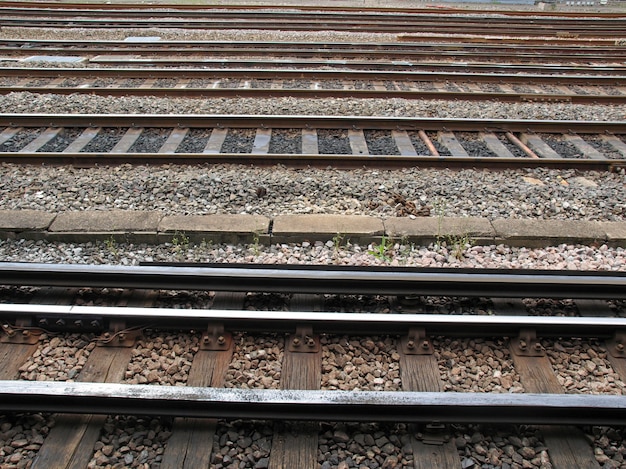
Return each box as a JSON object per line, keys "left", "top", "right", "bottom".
{"left": 510, "top": 328, "right": 545, "bottom": 357}
{"left": 401, "top": 326, "right": 433, "bottom": 355}
{"left": 200, "top": 322, "right": 231, "bottom": 351}
{"left": 607, "top": 330, "right": 626, "bottom": 359}
{"left": 287, "top": 324, "right": 319, "bottom": 353}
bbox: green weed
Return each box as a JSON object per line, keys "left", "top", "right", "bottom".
{"left": 368, "top": 235, "right": 393, "bottom": 262}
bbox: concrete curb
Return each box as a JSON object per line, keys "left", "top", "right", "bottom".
{"left": 0, "top": 210, "right": 624, "bottom": 248}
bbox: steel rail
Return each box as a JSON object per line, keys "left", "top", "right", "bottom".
{"left": 4, "top": 86, "right": 623, "bottom": 105}
{"left": 7, "top": 48, "right": 626, "bottom": 63}
{"left": 2, "top": 8, "right": 625, "bottom": 27}
{"left": 2, "top": 6, "right": 624, "bottom": 22}
{"left": 2, "top": 38, "right": 623, "bottom": 50}
{"left": 0, "top": 153, "right": 622, "bottom": 171}
{"left": 3, "top": 67, "right": 625, "bottom": 86}
{"left": 2, "top": 304, "right": 626, "bottom": 337}
{"left": 0, "top": 263, "right": 625, "bottom": 299}
{"left": 0, "top": 114, "right": 624, "bottom": 134}
{"left": 3, "top": 18, "right": 625, "bottom": 37}
{"left": 82, "top": 57, "right": 626, "bottom": 75}
{"left": 3, "top": 41, "right": 626, "bottom": 60}
{"left": 0, "top": 381, "right": 625, "bottom": 425}
{"left": 4, "top": 5, "right": 626, "bottom": 20}
{"left": 1, "top": 2, "right": 624, "bottom": 19}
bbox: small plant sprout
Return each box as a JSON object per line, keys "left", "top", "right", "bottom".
{"left": 332, "top": 232, "right": 346, "bottom": 251}
{"left": 447, "top": 232, "right": 474, "bottom": 260}
{"left": 250, "top": 230, "right": 262, "bottom": 256}
{"left": 171, "top": 231, "right": 190, "bottom": 259}
{"left": 368, "top": 235, "right": 393, "bottom": 262}
{"left": 103, "top": 235, "right": 118, "bottom": 258}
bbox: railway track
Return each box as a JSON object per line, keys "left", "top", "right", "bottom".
{"left": 1, "top": 4, "right": 626, "bottom": 37}
{"left": 0, "top": 3, "right": 625, "bottom": 468}
{"left": 0, "top": 114, "right": 624, "bottom": 170}
{"left": 0, "top": 262, "right": 625, "bottom": 468}
{"left": 4, "top": 39, "right": 626, "bottom": 63}
{"left": 3, "top": 67, "right": 626, "bottom": 104}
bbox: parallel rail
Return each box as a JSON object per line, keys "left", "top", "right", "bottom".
{"left": 1, "top": 381, "right": 625, "bottom": 426}
{"left": 1, "top": 263, "right": 626, "bottom": 455}
{"left": 1, "top": 263, "right": 626, "bottom": 426}
{"left": 1, "top": 114, "right": 623, "bottom": 133}
{"left": 2, "top": 67, "right": 625, "bottom": 85}
{"left": 1, "top": 115, "right": 624, "bottom": 170}
{"left": 3, "top": 40, "right": 626, "bottom": 62}
{"left": 1, "top": 1, "right": 625, "bottom": 18}
{"left": 3, "top": 68, "right": 626, "bottom": 104}
{"left": 1, "top": 5, "right": 625, "bottom": 36}
{"left": 0, "top": 263, "right": 624, "bottom": 300}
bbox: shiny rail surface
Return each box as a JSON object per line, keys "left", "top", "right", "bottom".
{"left": 3, "top": 303, "right": 626, "bottom": 336}
{"left": 1, "top": 381, "right": 625, "bottom": 425}
{"left": 0, "top": 263, "right": 624, "bottom": 299}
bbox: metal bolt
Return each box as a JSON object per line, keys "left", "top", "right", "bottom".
{"left": 307, "top": 337, "right": 316, "bottom": 348}
{"left": 217, "top": 335, "right": 226, "bottom": 345}
{"left": 55, "top": 319, "right": 65, "bottom": 327}
{"left": 103, "top": 332, "right": 111, "bottom": 339}
{"left": 118, "top": 333, "right": 126, "bottom": 342}
{"left": 407, "top": 340, "right": 415, "bottom": 350}
{"left": 74, "top": 320, "right": 83, "bottom": 327}
{"left": 203, "top": 336, "right": 211, "bottom": 344}
{"left": 519, "top": 340, "right": 527, "bottom": 350}
{"left": 90, "top": 320, "right": 101, "bottom": 328}
{"left": 534, "top": 342, "right": 542, "bottom": 351}
{"left": 422, "top": 340, "right": 430, "bottom": 350}
{"left": 22, "top": 330, "right": 30, "bottom": 337}
{"left": 292, "top": 337, "right": 301, "bottom": 347}
{"left": 617, "top": 343, "right": 624, "bottom": 352}
{"left": 39, "top": 318, "right": 49, "bottom": 327}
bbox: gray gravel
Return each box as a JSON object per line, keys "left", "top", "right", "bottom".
{"left": 224, "top": 334, "right": 283, "bottom": 389}
{"left": 0, "top": 165, "right": 624, "bottom": 221}
{"left": 321, "top": 336, "right": 401, "bottom": 391}
{"left": 1, "top": 238, "right": 625, "bottom": 271}
{"left": 436, "top": 338, "right": 524, "bottom": 393}
{"left": 1, "top": 92, "right": 624, "bottom": 121}
{"left": 545, "top": 338, "right": 626, "bottom": 395}
{"left": 0, "top": 413, "right": 53, "bottom": 469}
{"left": 453, "top": 424, "right": 552, "bottom": 469}
{"left": 1, "top": 10, "right": 626, "bottom": 468}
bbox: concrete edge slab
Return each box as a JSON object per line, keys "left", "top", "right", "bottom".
{"left": 0, "top": 210, "right": 56, "bottom": 232}
{"left": 272, "top": 214, "right": 384, "bottom": 244}
{"left": 158, "top": 214, "right": 270, "bottom": 244}
{"left": 0, "top": 211, "right": 624, "bottom": 248}
{"left": 491, "top": 219, "right": 611, "bottom": 248}
{"left": 603, "top": 221, "right": 626, "bottom": 248}
{"left": 50, "top": 211, "right": 162, "bottom": 233}
{"left": 384, "top": 216, "right": 495, "bottom": 246}
{"left": 45, "top": 232, "right": 159, "bottom": 244}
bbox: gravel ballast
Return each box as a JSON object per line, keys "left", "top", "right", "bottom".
{"left": 0, "top": 165, "right": 624, "bottom": 222}
{"left": 2, "top": 12, "right": 626, "bottom": 469}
